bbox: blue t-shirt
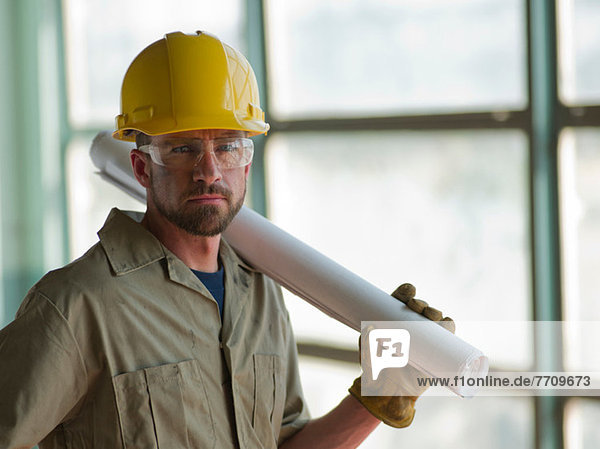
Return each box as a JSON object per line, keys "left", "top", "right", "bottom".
{"left": 191, "top": 266, "right": 225, "bottom": 318}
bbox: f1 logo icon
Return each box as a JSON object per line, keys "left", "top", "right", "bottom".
{"left": 368, "top": 329, "right": 411, "bottom": 380}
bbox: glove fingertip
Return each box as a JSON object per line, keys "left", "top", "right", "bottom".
{"left": 391, "top": 283, "right": 416, "bottom": 303}
{"left": 440, "top": 317, "right": 456, "bottom": 334}
{"left": 407, "top": 298, "right": 428, "bottom": 314}
{"left": 423, "top": 306, "right": 443, "bottom": 322}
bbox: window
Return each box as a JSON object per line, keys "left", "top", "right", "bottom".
{"left": 560, "top": 129, "right": 600, "bottom": 325}
{"left": 265, "top": 0, "right": 527, "bottom": 119}
{"left": 263, "top": 0, "right": 538, "bottom": 446}
{"left": 559, "top": 130, "right": 600, "bottom": 392}
{"left": 558, "top": 0, "right": 600, "bottom": 105}
{"left": 261, "top": 0, "right": 600, "bottom": 447}
{"left": 565, "top": 399, "right": 600, "bottom": 449}
{"left": 557, "top": 0, "right": 600, "bottom": 444}
{"left": 267, "top": 130, "right": 531, "bottom": 353}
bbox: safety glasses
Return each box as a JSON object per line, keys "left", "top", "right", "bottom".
{"left": 138, "top": 137, "right": 254, "bottom": 170}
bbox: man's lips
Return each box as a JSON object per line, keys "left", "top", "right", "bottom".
{"left": 187, "top": 195, "right": 227, "bottom": 204}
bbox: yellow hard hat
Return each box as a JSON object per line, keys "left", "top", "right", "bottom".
{"left": 113, "top": 31, "right": 269, "bottom": 141}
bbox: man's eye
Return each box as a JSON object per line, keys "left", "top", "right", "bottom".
{"left": 215, "top": 143, "right": 239, "bottom": 153}
{"left": 171, "top": 145, "right": 193, "bottom": 154}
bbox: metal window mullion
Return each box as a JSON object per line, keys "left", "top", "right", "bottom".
{"left": 528, "top": 1, "right": 565, "bottom": 449}
{"left": 245, "top": 0, "right": 269, "bottom": 217}
{"left": 561, "top": 105, "right": 600, "bottom": 127}
{"left": 55, "top": 0, "right": 73, "bottom": 266}
{"left": 270, "top": 110, "right": 531, "bottom": 133}
{"left": 0, "top": 0, "right": 47, "bottom": 322}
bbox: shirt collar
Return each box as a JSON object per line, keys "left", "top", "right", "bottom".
{"left": 98, "top": 207, "right": 257, "bottom": 276}
{"left": 219, "top": 234, "right": 257, "bottom": 274}
{"left": 98, "top": 208, "right": 166, "bottom": 275}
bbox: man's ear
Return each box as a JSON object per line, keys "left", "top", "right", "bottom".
{"left": 131, "top": 149, "right": 151, "bottom": 188}
{"left": 244, "top": 161, "right": 252, "bottom": 179}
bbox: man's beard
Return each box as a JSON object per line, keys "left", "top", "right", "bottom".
{"left": 151, "top": 181, "right": 245, "bottom": 237}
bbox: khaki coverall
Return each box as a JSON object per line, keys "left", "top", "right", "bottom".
{"left": 0, "top": 208, "right": 309, "bottom": 448}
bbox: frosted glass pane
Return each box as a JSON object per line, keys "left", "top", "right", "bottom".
{"left": 266, "top": 0, "right": 527, "bottom": 119}
{"left": 266, "top": 130, "right": 531, "bottom": 368}
{"left": 560, "top": 129, "right": 600, "bottom": 321}
{"left": 565, "top": 399, "right": 600, "bottom": 449}
{"left": 63, "top": 0, "right": 244, "bottom": 127}
{"left": 559, "top": 0, "right": 600, "bottom": 105}
{"left": 560, "top": 128, "right": 600, "bottom": 371}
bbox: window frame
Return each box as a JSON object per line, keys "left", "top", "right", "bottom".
{"left": 249, "top": 1, "right": 600, "bottom": 449}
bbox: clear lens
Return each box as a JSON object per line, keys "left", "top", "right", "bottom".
{"left": 139, "top": 137, "right": 254, "bottom": 169}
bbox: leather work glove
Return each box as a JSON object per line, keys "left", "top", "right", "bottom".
{"left": 348, "top": 283, "right": 455, "bottom": 428}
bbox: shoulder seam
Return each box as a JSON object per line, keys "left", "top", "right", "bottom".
{"left": 37, "top": 291, "right": 89, "bottom": 408}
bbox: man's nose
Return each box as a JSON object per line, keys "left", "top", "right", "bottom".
{"left": 192, "top": 150, "right": 223, "bottom": 184}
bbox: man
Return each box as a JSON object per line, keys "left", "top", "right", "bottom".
{"left": 0, "top": 31, "right": 450, "bottom": 448}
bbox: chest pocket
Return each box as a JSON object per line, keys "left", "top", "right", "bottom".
{"left": 112, "top": 359, "right": 216, "bottom": 449}
{"left": 252, "top": 353, "right": 285, "bottom": 449}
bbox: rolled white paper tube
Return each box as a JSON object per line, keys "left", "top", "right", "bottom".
{"left": 224, "top": 207, "right": 488, "bottom": 397}
{"left": 90, "top": 131, "right": 489, "bottom": 397}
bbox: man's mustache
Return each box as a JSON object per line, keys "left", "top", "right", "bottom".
{"left": 185, "top": 183, "right": 232, "bottom": 199}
